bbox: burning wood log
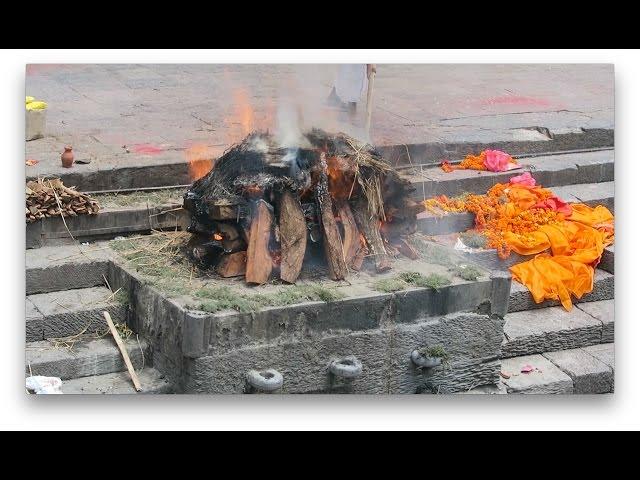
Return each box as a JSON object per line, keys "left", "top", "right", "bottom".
{"left": 316, "top": 153, "right": 348, "bottom": 281}
{"left": 25, "top": 178, "right": 99, "bottom": 223}
{"left": 350, "top": 237, "right": 367, "bottom": 272}
{"left": 245, "top": 200, "right": 274, "bottom": 285}
{"left": 336, "top": 200, "right": 360, "bottom": 269}
{"left": 216, "top": 251, "right": 247, "bottom": 278}
{"left": 393, "top": 238, "right": 420, "bottom": 260}
{"left": 279, "top": 190, "right": 307, "bottom": 284}
{"left": 352, "top": 195, "right": 391, "bottom": 273}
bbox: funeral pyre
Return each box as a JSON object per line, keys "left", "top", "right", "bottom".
{"left": 183, "top": 129, "right": 424, "bottom": 284}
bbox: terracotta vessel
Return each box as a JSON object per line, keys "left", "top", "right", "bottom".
{"left": 61, "top": 146, "right": 74, "bottom": 168}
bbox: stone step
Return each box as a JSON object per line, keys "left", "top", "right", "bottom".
{"left": 26, "top": 286, "right": 127, "bottom": 342}
{"left": 577, "top": 299, "right": 614, "bottom": 343}
{"left": 27, "top": 131, "right": 614, "bottom": 192}
{"left": 549, "top": 181, "right": 614, "bottom": 212}
{"left": 600, "top": 246, "right": 614, "bottom": 274}
{"left": 27, "top": 203, "right": 188, "bottom": 249}
{"left": 500, "top": 354, "right": 574, "bottom": 394}
{"left": 408, "top": 149, "right": 613, "bottom": 201}
{"left": 502, "top": 299, "right": 613, "bottom": 358}
{"left": 416, "top": 211, "right": 475, "bottom": 237}
{"left": 61, "top": 367, "right": 173, "bottom": 394}
{"left": 26, "top": 244, "right": 112, "bottom": 295}
{"left": 543, "top": 345, "right": 614, "bottom": 393}
{"left": 508, "top": 269, "right": 613, "bottom": 313}
{"left": 499, "top": 344, "right": 614, "bottom": 394}
{"left": 26, "top": 336, "right": 149, "bottom": 381}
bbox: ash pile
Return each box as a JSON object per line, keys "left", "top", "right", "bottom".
{"left": 183, "top": 129, "right": 424, "bottom": 284}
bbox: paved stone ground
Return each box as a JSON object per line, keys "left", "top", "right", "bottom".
{"left": 26, "top": 64, "right": 613, "bottom": 179}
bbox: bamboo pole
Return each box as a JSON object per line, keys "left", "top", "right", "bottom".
{"left": 103, "top": 311, "right": 142, "bottom": 392}
{"left": 364, "top": 69, "right": 376, "bottom": 139}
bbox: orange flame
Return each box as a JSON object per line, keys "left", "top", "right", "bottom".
{"left": 185, "top": 144, "right": 216, "bottom": 181}
{"left": 213, "top": 233, "right": 223, "bottom": 241}
{"left": 327, "top": 156, "right": 358, "bottom": 200}
{"left": 234, "top": 89, "right": 254, "bottom": 136}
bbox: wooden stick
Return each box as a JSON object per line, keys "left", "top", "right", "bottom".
{"left": 279, "top": 190, "right": 307, "bottom": 284}
{"left": 315, "top": 153, "right": 348, "bottom": 280}
{"left": 364, "top": 70, "right": 376, "bottom": 139}
{"left": 245, "top": 200, "right": 274, "bottom": 285}
{"left": 103, "top": 311, "right": 142, "bottom": 392}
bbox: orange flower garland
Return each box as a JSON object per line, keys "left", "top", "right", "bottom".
{"left": 425, "top": 183, "right": 564, "bottom": 259}
{"left": 440, "top": 150, "right": 519, "bottom": 173}
{"left": 424, "top": 179, "right": 614, "bottom": 310}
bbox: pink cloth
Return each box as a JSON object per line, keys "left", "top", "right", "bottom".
{"left": 510, "top": 172, "right": 536, "bottom": 187}
{"left": 533, "top": 197, "right": 572, "bottom": 216}
{"left": 484, "top": 149, "right": 520, "bottom": 172}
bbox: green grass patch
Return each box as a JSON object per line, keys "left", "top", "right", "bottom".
{"left": 372, "top": 277, "right": 409, "bottom": 293}
{"left": 373, "top": 271, "right": 451, "bottom": 293}
{"left": 450, "top": 264, "right": 483, "bottom": 282}
{"left": 414, "top": 273, "right": 452, "bottom": 289}
{"left": 193, "top": 283, "right": 344, "bottom": 314}
{"left": 417, "top": 345, "right": 450, "bottom": 361}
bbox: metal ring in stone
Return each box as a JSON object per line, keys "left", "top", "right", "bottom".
{"left": 329, "top": 356, "right": 363, "bottom": 379}
{"left": 410, "top": 350, "right": 442, "bottom": 368}
{"left": 246, "top": 369, "right": 283, "bottom": 392}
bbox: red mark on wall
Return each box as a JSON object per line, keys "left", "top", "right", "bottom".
{"left": 132, "top": 144, "right": 164, "bottom": 155}
{"left": 480, "top": 96, "right": 552, "bottom": 107}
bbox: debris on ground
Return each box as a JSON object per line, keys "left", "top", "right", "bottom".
{"left": 521, "top": 364, "right": 535, "bottom": 374}
{"left": 26, "top": 375, "right": 63, "bottom": 394}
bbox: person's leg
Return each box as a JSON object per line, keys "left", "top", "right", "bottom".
{"left": 347, "top": 102, "right": 357, "bottom": 120}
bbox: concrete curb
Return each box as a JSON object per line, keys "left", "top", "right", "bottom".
{"left": 26, "top": 131, "right": 613, "bottom": 192}
{"left": 26, "top": 204, "right": 188, "bottom": 249}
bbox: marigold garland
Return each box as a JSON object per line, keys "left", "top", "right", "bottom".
{"left": 424, "top": 183, "right": 565, "bottom": 259}
{"left": 440, "top": 150, "right": 519, "bottom": 173}
{"left": 423, "top": 178, "right": 614, "bottom": 310}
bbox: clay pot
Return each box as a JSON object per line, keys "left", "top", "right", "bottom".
{"left": 61, "top": 146, "right": 74, "bottom": 168}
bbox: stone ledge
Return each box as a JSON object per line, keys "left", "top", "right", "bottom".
{"left": 500, "top": 354, "right": 574, "bottom": 394}
{"left": 26, "top": 287, "right": 127, "bottom": 342}
{"left": 26, "top": 337, "right": 148, "bottom": 381}
{"left": 61, "top": 367, "right": 173, "bottom": 394}
{"left": 26, "top": 204, "right": 188, "bottom": 249}
{"left": 576, "top": 300, "right": 614, "bottom": 343}
{"left": 543, "top": 347, "right": 613, "bottom": 394}
{"left": 502, "top": 305, "right": 603, "bottom": 358}
{"left": 183, "top": 313, "right": 504, "bottom": 394}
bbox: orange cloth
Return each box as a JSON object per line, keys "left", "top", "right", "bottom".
{"left": 509, "top": 204, "right": 614, "bottom": 310}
